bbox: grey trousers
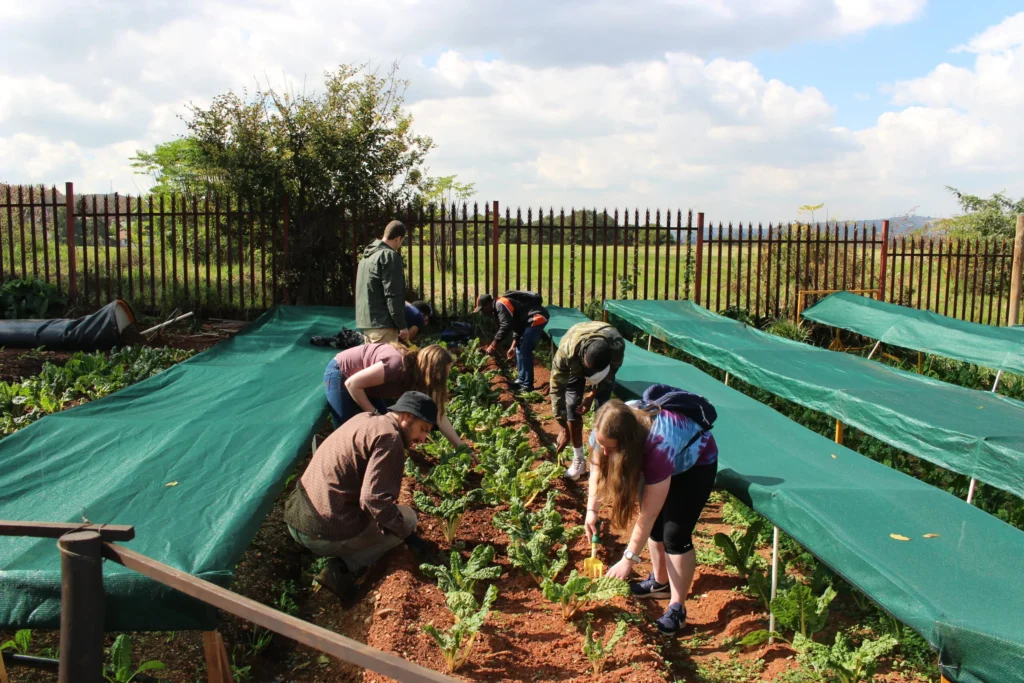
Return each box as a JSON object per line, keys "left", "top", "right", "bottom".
{"left": 287, "top": 505, "right": 417, "bottom": 572}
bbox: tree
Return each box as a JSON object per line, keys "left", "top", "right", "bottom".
{"left": 130, "top": 139, "right": 221, "bottom": 199}
{"left": 938, "top": 187, "right": 1024, "bottom": 238}
{"left": 418, "top": 175, "right": 476, "bottom": 272}
{"left": 798, "top": 203, "right": 825, "bottom": 226}
{"left": 181, "top": 62, "right": 434, "bottom": 303}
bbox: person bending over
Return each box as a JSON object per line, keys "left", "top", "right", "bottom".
{"left": 550, "top": 320, "right": 624, "bottom": 479}
{"left": 584, "top": 390, "right": 718, "bottom": 636}
{"left": 285, "top": 391, "right": 440, "bottom": 601}
{"left": 474, "top": 291, "right": 549, "bottom": 393}
{"left": 323, "top": 342, "right": 463, "bottom": 447}
{"left": 404, "top": 300, "right": 433, "bottom": 341}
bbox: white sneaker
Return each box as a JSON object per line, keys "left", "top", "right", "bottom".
{"left": 564, "top": 454, "right": 588, "bottom": 481}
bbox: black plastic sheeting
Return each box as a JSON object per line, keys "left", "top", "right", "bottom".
{"left": 0, "top": 300, "right": 135, "bottom": 351}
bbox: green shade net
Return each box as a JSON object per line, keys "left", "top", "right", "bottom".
{"left": 0, "top": 306, "right": 350, "bottom": 631}
{"left": 603, "top": 298, "right": 1024, "bottom": 501}
{"left": 547, "top": 306, "right": 1024, "bottom": 683}
{"left": 802, "top": 291, "right": 1024, "bottom": 375}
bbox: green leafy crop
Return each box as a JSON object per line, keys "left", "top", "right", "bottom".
{"left": 421, "top": 544, "right": 502, "bottom": 595}
{"left": 583, "top": 618, "right": 630, "bottom": 675}
{"left": 104, "top": 634, "right": 166, "bottom": 683}
{"left": 423, "top": 584, "right": 498, "bottom": 672}
{"left": 541, "top": 570, "right": 629, "bottom": 620}
{"left": 413, "top": 488, "right": 483, "bottom": 544}
{"left": 795, "top": 631, "right": 897, "bottom": 683}
{"left": 771, "top": 583, "right": 837, "bottom": 639}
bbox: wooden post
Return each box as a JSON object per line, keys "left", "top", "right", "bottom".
{"left": 878, "top": 220, "right": 889, "bottom": 302}
{"left": 694, "top": 212, "right": 704, "bottom": 305}
{"left": 917, "top": 351, "right": 924, "bottom": 373}
{"left": 834, "top": 419, "right": 844, "bottom": 445}
{"left": 1008, "top": 215, "right": 1024, "bottom": 326}
{"left": 65, "top": 182, "right": 77, "bottom": 300}
{"left": 281, "top": 194, "right": 290, "bottom": 305}
{"left": 492, "top": 201, "right": 499, "bottom": 299}
{"left": 202, "top": 631, "right": 233, "bottom": 683}
{"left": 58, "top": 531, "right": 104, "bottom": 683}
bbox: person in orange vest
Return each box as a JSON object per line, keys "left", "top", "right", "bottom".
{"left": 474, "top": 291, "right": 550, "bottom": 393}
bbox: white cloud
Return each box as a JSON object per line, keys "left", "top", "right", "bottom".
{"left": 4, "top": 1, "right": 1024, "bottom": 221}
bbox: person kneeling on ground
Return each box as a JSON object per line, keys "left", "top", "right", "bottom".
{"left": 323, "top": 342, "right": 463, "bottom": 448}
{"left": 284, "top": 391, "right": 440, "bottom": 601}
{"left": 550, "top": 320, "right": 624, "bottom": 480}
{"left": 584, "top": 387, "right": 718, "bottom": 636}
{"left": 404, "top": 300, "right": 433, "bottom": 341}
{"left": 474, "top": 291, "right": 549, "bottom": 393}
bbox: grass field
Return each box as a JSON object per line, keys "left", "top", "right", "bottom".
{"left": 0, "top": 238, "right": 1019, "bottom": 325}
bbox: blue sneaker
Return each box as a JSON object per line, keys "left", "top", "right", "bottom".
{"left": 655, "top": 602, "right": 686, "bottom": 636}
{"left": 630, "top": 572, "right": 670, "bottom": 599}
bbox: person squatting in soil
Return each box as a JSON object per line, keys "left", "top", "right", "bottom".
{"left": 323, "top": 342, "right": 464, "bottom": 447}
{"left": 473, "top": 290, "right": 550, "bottom": 393}
{"left": 549, "top": 320, "right": 625, "bottom": 480}
{"left": 284, "top": 391, "right": 441, "bottom": 602}
{"left": 356, "top": 220, "right": 409, "bottom": 344}
{"left": 584, "top": 393, "right": 718, "bottom": 636}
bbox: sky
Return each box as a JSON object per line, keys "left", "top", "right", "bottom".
{"left": 1, "top": 0, "right": 1023, "bottom": 222}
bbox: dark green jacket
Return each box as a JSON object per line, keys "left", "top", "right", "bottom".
{"left": 355, "top": 240, "right": 407, "bottom": 330}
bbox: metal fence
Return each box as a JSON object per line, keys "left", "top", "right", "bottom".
{"left": 1, "top": 183, "right": 1021, "bottom": 325}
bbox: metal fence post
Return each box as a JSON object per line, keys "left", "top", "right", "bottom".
{"left": 1008, "top": 214, "right": 1024, "bottom": 326}
{"left": 58, "top": 530, "right": 104, "bottom": 683}
{"left": 491, "top": 201, "right": 499, "bottom": 299}
{"left": 281, "top": 194, "right": 290, "bottom": 305}
{"left": 878, "top": 220, "right": 889, "bottom": 302}
{"left": 65, "top": 182, "right": 77, "bottom": 300}
{"left": 694, "top": 212, "right": 704, "bottom": 305}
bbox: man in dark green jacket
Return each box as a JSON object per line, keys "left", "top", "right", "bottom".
{"left": 356, "top": 221, "right": 408, "bottom": 343}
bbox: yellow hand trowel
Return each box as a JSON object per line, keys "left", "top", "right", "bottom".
{"left": 583, "top": 521, "right": 604, "bottom": 578}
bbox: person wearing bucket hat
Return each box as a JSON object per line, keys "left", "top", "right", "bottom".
{"left": 474, "top": 290, "right": 550, "bottom": 393}
{"left": 549, "top": 320, "right": 625, "bottom": 481}
{"left": 284, "top": 391, "right": 440, "bottom": 602}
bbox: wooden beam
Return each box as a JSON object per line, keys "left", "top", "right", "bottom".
{"left": 103, "top": 543, "right": 456, "bottom": 683}
{"left": 202, "top": 632, "right": 233, "bottom": 683}
{"left": 0, "top": 521, "right": 134, "bottom": 542}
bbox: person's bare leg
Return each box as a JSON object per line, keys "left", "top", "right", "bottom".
{"left": 570, "top": 420, "right": 583, "bottom": 448}
{"left": 665, "top": 549, "right": 698, "bottom": 605}
{"left": 649, "top": 540, "right": 670, "bottom": 585}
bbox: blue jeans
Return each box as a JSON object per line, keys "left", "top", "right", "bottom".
{"left": 516, "top": 324, "right": 546, "bottom": 390}
{"left": 324, "top": 359, "right": 387, "bottom": 429}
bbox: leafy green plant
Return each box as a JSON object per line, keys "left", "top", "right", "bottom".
{"left": 1, "top": 628, "right": 31, "bottom": 654}
{"left": 0, "top": 278, "right": 65, "bottom": 319}
{"left": 772, "top": 583, "right": 837, "bottom": 639}
{"left": 499, "top": 491, "right": 583, "bottom": 584}
{"left": 421, "top": 544, "right": 502, "bottom": 595}
{"left": 796, "top": 631, "right": 898, "bottom": 683}
{"left": 103, "top": 634, "right": 166, "bottom": 683}
{"left": 541, "top": 570, "right": 629, "bottom": 620}
{"left": 458, "top": 338, "right": 489, "bottom": 372}
{"left": 413, "top": 488, "right": 483, "bottom": 544}
{"left": 582, "top": 618, "right": 630, "bottom": 675}
{"left": 713, "top": 520, "right": 764, "bottom": 578}
{"left": 424, "top": 584, "right": 498, "bottom": 672}
{"left": 765, "top": 318, "right": 809, "bottom": 343}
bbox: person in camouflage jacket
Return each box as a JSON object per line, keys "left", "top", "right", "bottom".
{"left": 549, "top": 320, "right": 625, "bottom": 480}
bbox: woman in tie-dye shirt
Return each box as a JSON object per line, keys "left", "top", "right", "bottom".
{"left": 584, "top": 396, "right": 718, "bottom": 636}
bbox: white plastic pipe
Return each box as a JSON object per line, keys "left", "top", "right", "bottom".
{"left": 724, "top": 372, "right": 730, "bottom": 387}
{"left": 648, "top": 334, "right": 653, "bottom": 351}
{"left": 768, "top": 525, "right": 779, "bottom": 643}
{"left": 141, "top": 311, "right": 194, "bottom": 336}
{"left": 967, "top": 370, "right": 1005, "bottom": 505}
{"left": 866, "top": 340, "right": 882, "bottom": 360}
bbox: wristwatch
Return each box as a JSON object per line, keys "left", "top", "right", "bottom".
{"left": 623, "top": 549, "right": 639, "bottom": 563}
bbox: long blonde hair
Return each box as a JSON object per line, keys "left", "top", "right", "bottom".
{"left": 592, "top": 399, "right": 658, "bottom": 531}
{"left": 396, "top": 344, "right": 453, "bottom": 415}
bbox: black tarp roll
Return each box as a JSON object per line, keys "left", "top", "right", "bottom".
{"left": 0, "top": 300, "right": 136, "bottom": 351}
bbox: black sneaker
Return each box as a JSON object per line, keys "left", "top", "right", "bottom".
{"left": 655, "top": 602, "right": 687, "bottom": 636}
{"left": 315, "top": 558, "right": 358, "bottom": 604}
{"left": 630, "top": 572, "right": 670, "bottom": 599}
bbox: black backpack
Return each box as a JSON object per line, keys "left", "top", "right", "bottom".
{"left": 502, "top": 290, "right": 543, "bottom": 308}
{"left": 641, "top": 383, "right": 717, "bottom": 451}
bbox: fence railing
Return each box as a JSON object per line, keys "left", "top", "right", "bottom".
{"left": 2, "top": 183, "right": 1022, "bottom": 325}
{"left": 0, "top": 520, "right": 456, "bottom": 683}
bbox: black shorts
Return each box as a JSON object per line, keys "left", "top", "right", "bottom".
{"left": 649, "top": 461, "right": 718, "bottom": 555}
